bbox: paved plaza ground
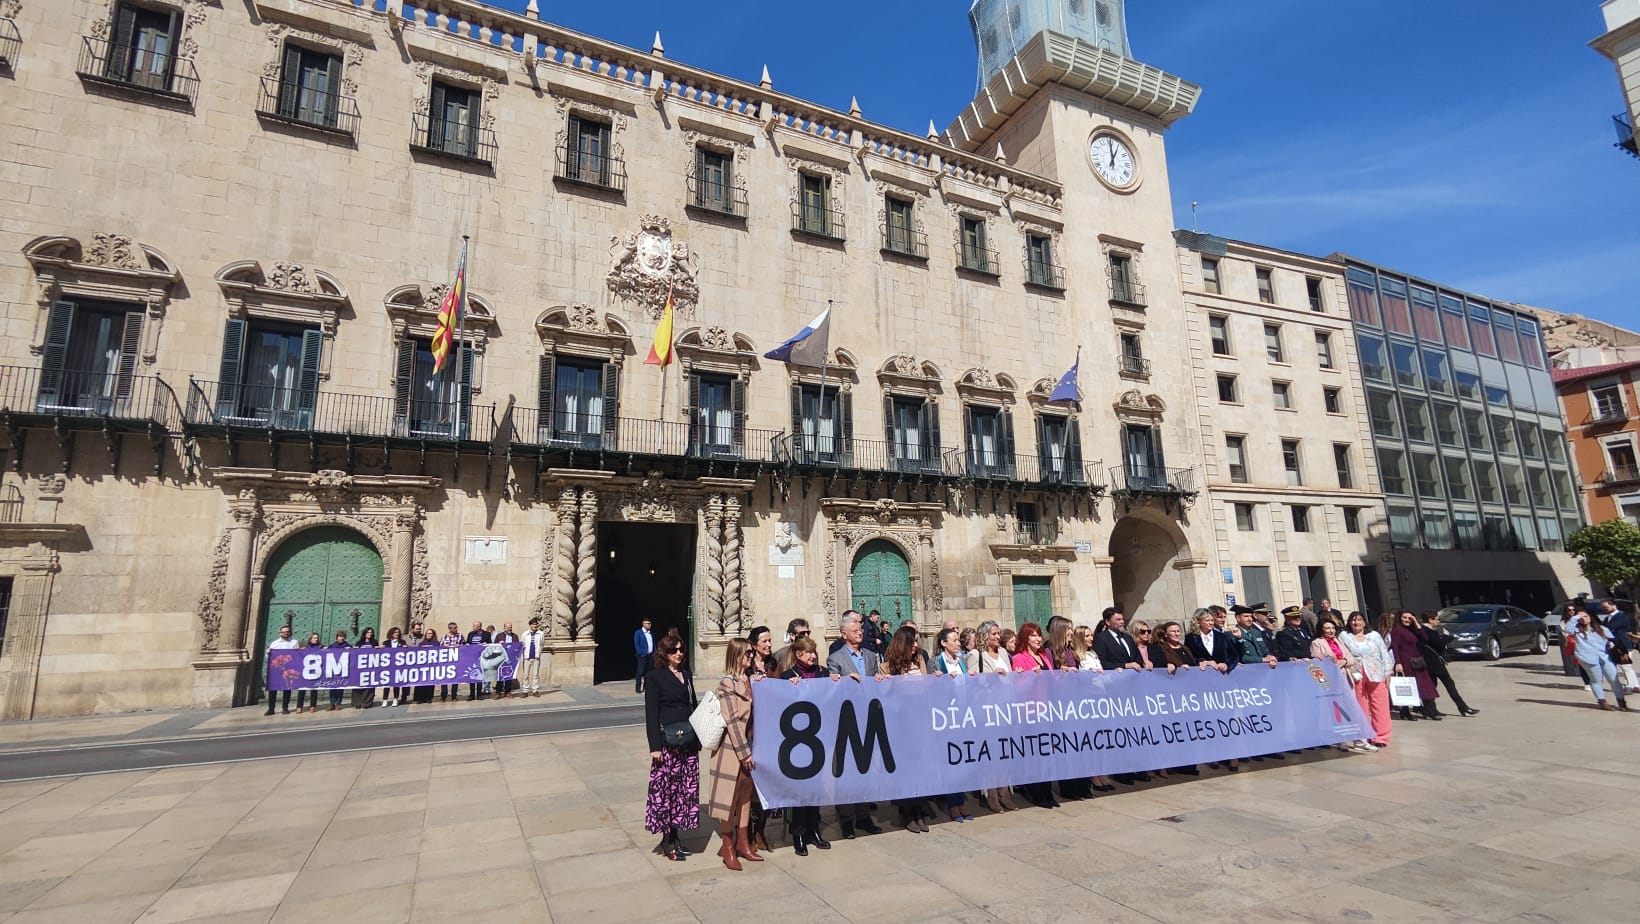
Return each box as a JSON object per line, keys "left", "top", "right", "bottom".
{"left": 0, "top": 653, "right": 1632, "bottom": 923}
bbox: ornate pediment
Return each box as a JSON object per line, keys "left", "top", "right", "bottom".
{"left": 383, "top": 283, "right": 497, "bottom": 341}
{"left": 877, "top": 354, "right": 943, "bottom": 393}
{"left": 535, "top": 306, "right": 633, "bottom": 363}
{"left": 607, "top": 215, "right": 700, "bottom": 321}
{"left": 1113, "top": 389, "right": 1166, "bottom": 422}
{"left": 216, "top": 260, "right": 349, "bottom": 307}
{"left": 23, "top": 234, "right": 181, "bottom": 361}
{"left": 956, "top": 368, "right": 1016, "bottom": 404}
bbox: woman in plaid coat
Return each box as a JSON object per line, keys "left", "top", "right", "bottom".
{"left": 707, "top": 637, "right": 761, "bottom": 870}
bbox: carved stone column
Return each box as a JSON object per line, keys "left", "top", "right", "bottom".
{"left": 552, "top": 486, "right": 577, "bottom": 638}
{"left": 0, "top": 546, "right": 61, "bottom": 721}
{"left": 217, "top": 491, "right": 259, "bottom": 657}
{"left": 701, "top": 493, "right": 725, "bottom": 635}
{"left": 384, "top": 510, "right": 417, "bottom": 634}
{"left": 722, "top": 493, "right": 743, "bottom": 636}
{"left": 574, "top": 488, "right": 599, "bottom": 640}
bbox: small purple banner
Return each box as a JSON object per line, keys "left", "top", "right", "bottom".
{"left": 265, "top": 643, "right": 523, "bottom": 691}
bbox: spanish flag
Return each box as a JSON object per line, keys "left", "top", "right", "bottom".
{"left": 430, "top": 240, "right": 467, "bottom": 375}
{"left": 645, "top": 288, "right": 675, "bottom": 367}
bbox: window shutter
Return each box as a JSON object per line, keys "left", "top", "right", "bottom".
{"left": 1000, "top": 407, "right": 1016, "bottom": 478}
{"left": 392, "top": 338, "right": 416, "bottom": 435}
{"left": 1034, "top": 414, "right": 1050, "bottom": 478}
{"left": 278, "top": 43, "right": 301, "bottom": 117}
{"left": 1066, "top": 418, "right": 1084, "bottom": 481}
{"left": 295, "top": 328, "right": 323, "bottom": 429}
{"left": 686, "top": 372, "right": 701, "bottom": 454}
{"left": 159, "top": 9, "right": 179, "bottom": 86}
{"left": 323, "top": 53, "right": 342, "bottom": 127}
{"left": 109, "top": 4, "right": 138, "bottom": 80}
{"left": 882, "top": 394, "right": 896, "bottom": 463}
{"left": 694, "top": 147, "right": 707, "bottom": 207}
{"left": 839, "top": 390, "right": 854, "bottom": 466}
{"left": 37, "top": 301, "right": 76, "bottom": 410}
{"left": 113, "top": 310, "right": 144, "bottom": 403}
{"left": 536, "top": 353, "right": 555, "bottom": 440}
{"left": 1149, "top": 428, "right": 1166, "bottom": 476}
{"left": 730, "top": 376, "right": 747, "bottom": 457}
{"left": 789, "top": 384, "right": 803, "bottom": 460}
{"left": 428, "top": 81, "right": 448, "bottom": 150}
{"left": 565, "top": 116, "right": 582, "bottom": 179}
{"left": 600, "top": 361, "right": 620, "bottom": 447}
{"left": 213, "top": 317, "right": 245, "bottom": 419}
{"left": 923, "top": 398, "right": 941, "bottom": 474}
{"left": 457, "top": 344, "right": 475, "bottom": 439}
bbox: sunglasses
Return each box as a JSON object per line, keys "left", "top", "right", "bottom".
{"left": 794, "top": 630, "right": 811, "bottom": 638}
{"left": 1136, "top": 629, "right": 1152, "bottom": 635}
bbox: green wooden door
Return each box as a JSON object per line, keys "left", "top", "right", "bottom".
{"left": 851, "top": 539, "right": 913, "bottom": 624}
{"left": 256, "top": 527, "right": 383, "bottom": 683}
{"left": 1012, "top": 576, "right": 1054, "bottom": 628}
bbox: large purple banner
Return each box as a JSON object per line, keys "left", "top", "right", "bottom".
{"left": 265, "top": 643, "right": 523, "bottom": 691}
{"left": 749, "top": 662, "right": 1369, "bottom": 808}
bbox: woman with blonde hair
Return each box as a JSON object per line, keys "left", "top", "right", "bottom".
{"left": 707, "top": 638, "right": 761, "bottom": 870}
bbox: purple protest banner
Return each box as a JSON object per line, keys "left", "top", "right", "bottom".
{"left": 749, "top": 661, "right": 1369, "bottom": 808}
{"left": 265, "top": 643, "right": 523, "bottom": 691}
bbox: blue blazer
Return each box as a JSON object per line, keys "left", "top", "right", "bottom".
{"left": 634, "top": 628, "right": 654, "bottom": 657}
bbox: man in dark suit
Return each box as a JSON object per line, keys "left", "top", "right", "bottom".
{"left": 492, "top": 622, "right": 521, "bottom": 697}
{"left": 465, "top": 621, "right": 492, "bottom": 700}
{"left": 1273, "top": 607, "right": 1314, "bottom": 662}
{"left": 1094, "top": 607, "right": 1143, "bottom": 671}
{"left": 825, "top": 611, "right": 883, "bottom": 837}
{"left": 633, "top": 619, "right": 654, "bottom": 694}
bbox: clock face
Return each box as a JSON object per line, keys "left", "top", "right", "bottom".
{"left": 1089, "top": 134, "right": 1137, "bottom": 189}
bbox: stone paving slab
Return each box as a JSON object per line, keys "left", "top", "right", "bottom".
{"left": 0, "top": 654, "right": 1633, "bottom": 922}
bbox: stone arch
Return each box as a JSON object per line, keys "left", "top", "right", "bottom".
{"left": 1108, "top": 511, "right": 1194, "bottom": 624}
{"left": 253, "top": 514, "right": 391, "bottom": 579}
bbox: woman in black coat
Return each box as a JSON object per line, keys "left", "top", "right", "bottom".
{"left": 644, "top": 629, "right": 700, "bottom": 862}
{"left": 1419, "top": 612, "right": 1478, "bottom": 716}
{"left": 779, "top": 635, "right": 843, "bottom": 856}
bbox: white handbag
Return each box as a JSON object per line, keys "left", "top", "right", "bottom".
{"left": 689, "top": 688, "right": 726, "bottom": 751}
{"left": 1387, "top": 676, "right": 1420, "bottom": 707}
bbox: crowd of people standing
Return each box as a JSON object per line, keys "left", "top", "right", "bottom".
{"left": 641, "top": 599, "right": 1488, "bottom": 870}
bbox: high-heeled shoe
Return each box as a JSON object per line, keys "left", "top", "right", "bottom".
{"left": 1459, "top": 707, "right": 1479, "bottom": 716}
{"left": 985, "top": 791, "right": 1003, "bottom": 813}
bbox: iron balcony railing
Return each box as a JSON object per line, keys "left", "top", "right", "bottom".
{"left": 489, "top": 408, "right": 782, "bottom": 463}
{"left": 1025, "top": 258, "right": 1066, "bottom": 290}
{"left": 1589, "top": 405, "right": 1628, "bottom": 425}
{"left": 1616, "top": 113, "right": 1638, "bottom": 159}
{"left": 956, "top": 242, "right": 1000, "bottom": 276}
{"left": 185, "top": 379, "right": 496, "bottom": 442}
{"left": 1111, "top": 465, "right": 1196, "bottom": 495}
{"left": 0, "top": 18, "right": 20, "bottom": 68}
{"left": 410, "top": 111, "right": 497, "bottom": 165}
{"left": 76, "top": 36, "right": 199, "bottom": 106}
{"left": 1014, "top": 521, "right": 1060, "bottom": 546}
{"left": 880, "top": 224, "right": 928, "bottom": 260}
{"left": 0, "top": 484, "right": 21, "bottom": 524}
{"left": 1120, "top": 355, "right": 1152, "bottom": 376}
{"left": 944, "top": 449, "right": 1105, "bottom": 487}
{"left": 555, "top": 146, "right": 627, "bottom": 192}
{"left": 1108, "top": 270, "right": 1147, "bottom": 307}
{"left": 686, "top": 175, "right": 748, "bottom": 218}
{"left": 0, "top": 365, "right": 179, "bottom": 428}
{"left": 772, "top": 433, "right": 946, "bottom": 476}
{"left": 791, "top": 201, "right": 846, "bottom": 241}
{"left": 1601, "top": 465, "right": 1640, "bottom": 486}
{"left": 256, "top": 76, "right": 361, "bottom": 136}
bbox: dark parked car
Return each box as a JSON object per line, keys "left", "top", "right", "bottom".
{"left": 1544, "top": 598, "right": 1634, "bottom": 646}
{"left": 1435, "top": 605, "right": 1549, "bottom": 660}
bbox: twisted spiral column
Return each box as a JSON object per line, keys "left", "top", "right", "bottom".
{"left": 702, "top": 493, "right": 725, "bottom": 635}
{"left": 553, "top": 487, "right": 578, "bottom": 638}
{"left": 722, "top": 493, "right": 743, "bottom": 636}
{"left": 574, "top": 488, "right": 599, "bottom": 640}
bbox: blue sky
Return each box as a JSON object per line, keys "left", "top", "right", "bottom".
{"left": 482, "top": 0, "right": 1640, "bottom": 328}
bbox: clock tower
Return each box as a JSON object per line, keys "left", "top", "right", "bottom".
{"left": 948, "top": 7, "right": 1211, "bottom": 620}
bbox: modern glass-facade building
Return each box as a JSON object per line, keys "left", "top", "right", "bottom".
{"left": 1342, "top": 257, "right": 1586, "bottom": 611}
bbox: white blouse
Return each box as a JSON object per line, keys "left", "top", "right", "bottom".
{"left": 1340, "top": 631, "right": 1394, "bottom": 683}
{"left": 1078, "top": 651, "right": 1104, "bottom": 672}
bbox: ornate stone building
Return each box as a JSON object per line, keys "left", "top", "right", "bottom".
{"left": 0, "top": 0, "right": 1377, "bottom": 718}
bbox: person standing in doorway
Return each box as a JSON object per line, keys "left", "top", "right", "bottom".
{"left": 264, "top": 625, "right": 301, "bottom": 715}
{"left": 518, "top": 617, "right": 549, "bottom": 696}
{"left": 634, "top": 618, "right": 655, "bottom": 694}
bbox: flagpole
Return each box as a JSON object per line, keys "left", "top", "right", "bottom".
{"left": 809, "top": 299, "right": 834, "bottom": 462}
{"left": 1058, "top": 347, "right": 1080, "bottom": 482}
{"left": 453, "top": 235, "right": 469, "bottom": 441}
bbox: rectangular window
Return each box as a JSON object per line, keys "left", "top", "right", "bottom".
{"left": 1388, "top": 505, "right": 1418, "bottom": 547}
{"left": 1324, "top": 387, "right": 1341, "bottom": 415}
{"left": 1469, "top": 305, "right": 1497, "bottom": 356}
{"left": 1306, "top": 276, "right": 1324, "bottom": 312}
{"left": 1347, "top": 271, "right": 1381, "bottom": 326}
{"left": 1463, "top": 407, "right": 1490, "bottom": 450}
{"left": 1357, "top": 334, "right": 1386, "bottom": 381}
{"left": 1202, "top": 257, "right": 1221, "bottom": 294}
{"left": 1333, "top": 443, "right": 1353, "bottom": 489}
{"left": 1501, "top": 461, "right": 1527, "bottom": 505}
{"left": 1454, "top": 510, "right": 1483, "bottom": 550}
{"left": 1433, "top": 401, "right": 1462, "bottom": 446}
{"left": 1444, "top": 457, "right": 1473, "bottom": 501}
{"left": 1367, "top": 390, "right": 1400, "bottom": 439}
{"left": 1342, "top": 507, "right": 1361, "bottom": 534}
{"left": 1037, "top": 413, "right": 1084, "bottom": 484}
{"left": 426, "top": 81, "right": 480, "bottom": 158}
{"left": 1518, "top": 318, "right": 1545, "bottom": 370}
{"left": 1422, "top": 509, "right": 1453, "bottom": 550}
{"left": 691, "top": 373, "right": 742, "bottom": 457}
{"left": 565, "top": 115, "right": 615, "bottom": 186}
{"left": 1109, "top": 253, "right": 1139, "bottom": 303}
{"left": 889, "top": 395, "right": 939, "bottom": 474}
{"left": 1410, "top": 284, "right": 1441, "bottom": 341}
{"left": 1554, "top": 471, "right": 1577, "bottom": 511}
{"left": 1527, "top": 466, "right": 1553, "bottom": 508}
{"left": 1390, "top": 341, "right": 1420, "bottom": 388}
{"left": 1412, "top": 452, "right": 1444, "bottom": 499}
{"left": 1538, "top": 516, "right": 1564, "bottom": 552}
{"left": 1511, "top": 513, "right": 1538, "bottom": 550}
{"left": 1272, "top": 381, "right": 1292, "bottom": 410}
{"left": 1483, "top": 512, "right": 1512, "bottom": 550}
{"left": 1591, "top": 384, "right": 1625, "bottom": 421}
{"left": 1122, "top": 424, "right": 1167, "bottom": 490}
{"left": 1378, "top": 448, "right": 1409, "bottom": 496}
{"left": 1606, "top": 442, "right": 1639, "bottom": 481}
{"left": 797, "top": 173, "right": 839, "bottom": 238}
{"left": 106, "top": 2, "right": 181, "bottom": 92}
{"left": 1234, "top": 503, "right": 1256, "bottom": 532}
{"left": 1441, "top": 295, "right": 1470, "bottom": 349}
{"left": 1282, "top": 439, "right": 1303, "bottom": 486}
{"left": 36, "top": 299, "right": 145, "bottom": 415}
{"left": 1291, "top": 506, "right": 1311, "bottom": 533}
{"left": 398, "top": 337, "right": 472, "bottom": 439}
{"left": 1380, "top": 278, "right": 1412, "bottom": 336}
{"left": 1120, "top": 333, "right": 1147, "bottom": 376}
{"left": 1210, "top": 315, "right": 1232, "bottom": 356}
{"left": 884, "top": 196, "right": 917, "bottom": 256}
{"left": 1026, "top": 234, "right": 1058, "bottom": 286}
{"left": 1454, "top": 369, "right": 1482, "bottom": 401}
{"left": 960, "top": 216, "right": 992, "bottom": 273}
{"left": 1545, "top": 429, "right": 1566, "bottom": 463}
{"left": 217, "top": 320, "right": 323, "bottom": 430}
{"left": 1492, "top": 413, "right": 1517, "bottom": 456}
{"left": 1225, "top": 435, "right": 1248, "bottom": 484}
{"left": 1422, "top": 349, "right": 1450, "bottom": 394}
{"left": 1264, "top": 323, "right": 1284, "bottom": 363}
{"left": 1401, "top": 396, "right": 1431, "bottom": 443}
{"left": 1494, "top": 312, "right": 1522, "bottom": 364}
{"left": 545, "top": 358, "right": 608, "bottom": 447}
{"left": 793, "top": 383, "right": 846, "bottom": 464}
{"left": 1256, "top": 267, "right": 1275, "bottom": 304}
{"left": 693, "top": 147, "right": 734, "bottom": 214}
{"left": 1474, "top": 460, "right": 1501, "bottom": 504}
{"left": 1242, "top": 566, "right": 1273, "bottom": 610}
{"left": 278, "top": 44, "right": 344, "bottom": 129}
{"left": 1299, "top": 566, "right": 1329, "bottom": 602}
{"left": 964, "top": 404, "right": 1014, "bottom": 477}
{"left": 1315, "top": 331, "right": 1335, "bottom": 369}
{"left": 1517, "top": 421, "right": 1543, "bottom": 459}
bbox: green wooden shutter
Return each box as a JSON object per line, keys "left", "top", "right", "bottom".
{"left": 789, "top": 384, "right": 804, "bottom": 460}
{"left": 882, "top": 394, "right": 896, "bottom": 464}
{"left": 113, "top": 310, "right": 144, "bottom": 403}
{"left": 157, "top": 9, "right": 179, "bottom": 88}
{"left": 392, "top": 339, "right": 415, "bottom": 435}
{"left": 108, "top": 4, "right": 138, "bottom": 80}
{"left": 1000, "top": 407, "right": 1016, "bottom": 478}
{"left": 323, "top": 53, "right": 342, "bottom": 127}
{"left": 278, "top": 43, "right": 301, "bottom": 117}
{"left": 684, "top": 373, "right": 701, "bottom": 454}
{"left": 730, "top": 377, "right": 747, "bottom": 457}
{"left": 457, "top": 344, "right": 474, "bottom": 439}
{"left": 37, "top": 301, "right": 76, "bottom": 410}
{"left": 295, "top": 328, "right": 323, "bottom": 429}
{"left": 923, "top": 398, "right": 941, "bottom": 474}
{"left": 1034, "top": 414, "right": 1050, "bottom": 479}
{"left": 536, "top": 353, "right": 555, "bottom": 441}
{"left": 1066, "top": 418, "right": 1084, "bottom": 483}
{"left": 214, "top": 317, "right": 246, "bottom": 419}
{"left": 600, "top": 361, "right": 620, "bottom": 447}
{"left": 565, "top": 116, "right": 582, "bottom": 179}
{"left": 428, "top": 81, "right": 447, "bottom": 150}
{"left": 839, "top": 390, "right": 854, "bottom": 466}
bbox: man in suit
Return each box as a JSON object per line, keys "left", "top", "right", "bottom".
{"left": 1598, "top": 600, "right": 1639, "bottom": 693}
{"left": 633, "top": 618, "right": 654, "bottom": 694}
{"left": 465, "top": 621, "right": 492, "bottom": 700}
{"left": 866, "top": 610, "right": 888, "bottom": 653}
{"left": 493, "top": 622, "right": 521, "bottom": 697}
{"left": 1274, "top": 607, "right": 1314, "bottom": 662}
{"left": 517, "top": 617, "right": 550, "bottom": 696}
{"left": 1094, "top": 607, "right": 1143, "bottom": 671}
{"left": 825, "top": 611, "right": 883, "bottom": 838}
{"left": 1299, "top": 598, "right": 1319, "bottom": 635}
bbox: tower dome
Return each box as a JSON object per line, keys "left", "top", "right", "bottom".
{"left": 969, "top": 0, "right": 1132, "bottom": 88}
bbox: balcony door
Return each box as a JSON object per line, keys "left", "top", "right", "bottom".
{"left": 965, "top": 405, "right": 1014, "bottom": 478}
{"left": 689, "top": 373, "right": 743, "bottom": 457}
{"left": 37, "top": 300, "right": 143, "bottom": 414}
{"left": 792, "top": 384, "right": 849, "bottom": 465}
{"left": 539, "top": 356, "right": 615, "bottom": 449}
{"left": 429, "top": 81, "right": 478, "bottom": 157}
{"left": 216, "top": 319, "right": 322, "bottom": 429}
{"left": 279, "top": 44, "right": 341, "bottom": 128}
{"left": 395, "top": 339, "right": 472, "bottom": 439}
{"left": 1124, "top": 424, "right": 1165, "bottom": 490}
{"left": 1037, "top": 413, "right": 1084, "bottom": 484}
{"left": 108, "top": 2, "right": 178, "bottom": 90}
{"left": 887, "top": 395, "right": 939, "bottom": 474}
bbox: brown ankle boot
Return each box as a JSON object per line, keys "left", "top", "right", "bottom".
{"left": 718, "top": 826, "right": 742, "bottom": 871}
{"left": 734, "top": 826, "right": 764, "bottom": 861}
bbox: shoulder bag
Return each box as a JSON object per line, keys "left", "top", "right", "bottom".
{"left": 659, "top": 670, "right": 701, "bottom": 749}
{"left": 688, "top": 680, "right": 727, "bottom": 752}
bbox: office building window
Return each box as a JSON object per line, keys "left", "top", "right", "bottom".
{"left": 1264, "top": 323, "right": 1284, "bottom": 363}
{"left": 1422, "top": 348, "right": 1450, "bottom": 394}
{"left": 1380, "top": 278, "right": 1412, "bottom": 336}
{"left": 1346, "top": 270, "right": 1380, "bottom": 326}
{"left": 1342, "top": 507, "right": 1361, "bottom": 534}
{"left": 1444, "top": 457, "right": 1472, "bottom": 501}
{"left": 1272, "top": 381, "right": 1292, "bottom": 410}
{"left": 1433, "top": 401, "right": 1461, "bottom": 446}
{"left": 1388, "top": 505, "right": 1418, "bottom": 547}
{"left": 1333, "top": 444, "right": 1353, "bottom": 489}
{"left": 1225, "top": 435, "right": 1249, "bottom": 483}
{"left": 1357, "top": 334, "right": 1386, "bottom": 381}
{"left": 1390, "top": 341, "right": 1419, "bottom": 387}
{"left": 1210, "top": 315, "right": 1232, "bottom": 356}
{"left": 1282, "top": 439, "right": 1303, "bottom": 486}
{"left": 1324, "top": 387, "right": 1342, "bottom": 415}
{"left": 1401, "top": 396, "right": 1432, "bottom": 444}
{"left": 1315, "top": 331, "right": 1334, "bottom": 369}
{"left": 1291, "top": 506, "right": 1311, "bottom": 533}
{"left": 1234, "top": 503, "right": 1256, "bottom": 532}
{"left": 1306, "top": 276, "right": 1325, "bottom": 312}
{"left": 1202, "top": 257, "right": 1221, "bottom": 294}
{"left": 1367, "top": 390, "right": 1399, "bottom": 439}
{"left": 1410, "top": 284, "right": 1441, "bottom": 341}
{"left": 1242, "top": 566, "right": 1273, "bottom": 609}
{"left": 1379, "top": 448, "right": 1408, "bottom": 496}
{"left": 1216, "top": 374, "right": 1238, "bottom": 404}
{"left": 1256, "top": 267, "right": 1275, "bottom": 304}
{"left": 1412, "top": 452, "right": 1444, "bottom": 499}
{"left": 1299, "top": 565, "right": 1328, "bottom": 602}
{"left": 1474, "top": 460, "right": 1501, "bottom": 504}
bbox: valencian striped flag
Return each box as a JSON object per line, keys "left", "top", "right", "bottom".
{"left": 430, "top": 240, "right": 467, "bottom": 375}
{"left": 645, "top": 287, "right": 676, "bottom": 367}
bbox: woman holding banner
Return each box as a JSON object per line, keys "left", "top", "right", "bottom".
{"left": 645, "top": 629, "right": 700, "bottom": 863}
{"left": 974, "top": 622, "right": 1011, "bottom": 674}
{"left": 296, "top": 632, "right": 323, "bottom": 714}
{"left": 1310, "top": 621, "right": 1377, "bottom": 753}
{"left": 1341, "top": 612, "right": 1393, "bottom": 748}
{"left": 884, "top": 626, "right": 938, "bottom": 829}
{"left": 931, "top": 627, "right": 976, "bottom": 822}
{"left": 412, "top": 629, "right": 439, "bottom": 704}
{"left": 708, "top": 639, "right": 761, "bottom": 870}
{"left": 1009, "top": 623, "right": 1062, "bottom": 807}
{"left": 780, "top": 635, "right": 841, "bottom": 856}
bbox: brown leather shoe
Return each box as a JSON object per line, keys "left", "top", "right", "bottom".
{"left": 734, "top": 826, "right": 763, "bottom": 861}
{"left": 718, "top": 827, "right": 741, "bottom": 871}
